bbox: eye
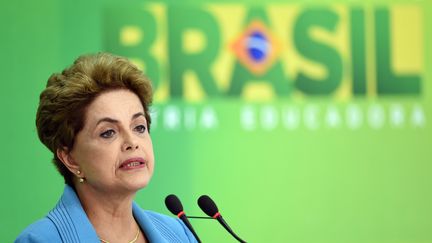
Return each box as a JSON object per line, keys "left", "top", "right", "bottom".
{"left": 100, "top": 129, "right": 115, "bottom": 138}
{"left": 134, "top": 125, "right": 147, "bottom": 133}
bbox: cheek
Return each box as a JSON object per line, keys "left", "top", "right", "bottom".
{"left": 76, "top": 143, "right": 117, "bottom": 171}
{"left": 144, "top": 139, "right": 155, "bottom": 164}
{"left": 147, "top": 139, "right": 154, "bottom": 157}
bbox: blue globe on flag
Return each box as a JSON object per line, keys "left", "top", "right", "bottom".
{"left": 246, "top": 31, "right": 270, "bottom": 63}
{"left": 231, "top": 20, "right": 281, "bottom": 75}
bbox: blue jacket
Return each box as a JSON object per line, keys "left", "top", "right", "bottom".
{"left": 15, "top": 185, "right": 197, "bottom": 243}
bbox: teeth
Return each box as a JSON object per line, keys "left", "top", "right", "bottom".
{"left": 126, "top": 161, "right": 141, "bottom": 167}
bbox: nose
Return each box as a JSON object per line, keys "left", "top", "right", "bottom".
{"left": 122, "top": 142, "right": 139, "bottom": 151}
{"left": 122, "top": 133, "right": 139, "bottom": 151}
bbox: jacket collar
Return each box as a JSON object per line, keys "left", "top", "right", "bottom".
{"left": 133, "top": 202, "right": 168, "bottom": 242}
{"left": 47, "top": 185, "right": 99, "bottom": 242}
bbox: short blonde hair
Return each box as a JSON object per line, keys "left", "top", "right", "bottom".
{"left": 36, "top": 53, "right": 153, "bottom": 186}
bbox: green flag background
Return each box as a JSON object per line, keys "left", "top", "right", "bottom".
{"left": 1, "top": 0, "right": 432, "bottom": 242}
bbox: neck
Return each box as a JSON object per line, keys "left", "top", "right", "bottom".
{"left": 74, "top": 184, "right": 140, "bottom": 242}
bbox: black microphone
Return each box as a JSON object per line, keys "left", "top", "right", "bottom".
{"left": 165, "top": 194, "right": 201, "bottom": 243}
{"left": 197, "top": 195, "right": 246, "bottom": 243}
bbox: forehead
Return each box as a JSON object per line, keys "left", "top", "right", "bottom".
{"left": 85, "top": 89, "right": 144, "bottom": 121}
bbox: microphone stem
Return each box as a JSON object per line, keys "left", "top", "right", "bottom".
{"left": 217, "top": 216, "right": 246, "bottom": 243}
{"left": 180, "top": 214, "right": 202, "bottom": 243}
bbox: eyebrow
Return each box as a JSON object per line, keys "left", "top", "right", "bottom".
{"left": 95, "top": 112, "right": 145, "bottom": 126}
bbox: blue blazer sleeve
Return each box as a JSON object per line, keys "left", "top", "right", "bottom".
{"left": 15, "top": 218, "right": 61, "bottom": 243}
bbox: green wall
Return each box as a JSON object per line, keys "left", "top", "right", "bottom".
{"left": 1, "top": 0, "right": 432, "bottom": 242}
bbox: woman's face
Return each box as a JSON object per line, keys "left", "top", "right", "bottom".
{"left": 69, "top": 89, "right": 154, "bottom": 194}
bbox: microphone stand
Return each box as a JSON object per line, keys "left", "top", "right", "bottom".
{"left": 187, "top": 215, "right": 246, "bottom": 243}
{"left": 216, "top": 216, "right": 246, "bottom": 243}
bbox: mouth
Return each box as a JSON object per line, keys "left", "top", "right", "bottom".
{"left": 119, "top": 157, "right": 146, "bottom": 170}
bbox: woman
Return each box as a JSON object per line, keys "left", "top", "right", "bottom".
{"left": 16, "top": 53, "right": 197, "bottom": 243}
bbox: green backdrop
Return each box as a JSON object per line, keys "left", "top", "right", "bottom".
{"left": 1, "top": 0, "right": 432, "bottom": 242}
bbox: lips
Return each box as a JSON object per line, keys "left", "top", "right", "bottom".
{"left": 119, "top": 157, "right": 146, "bottom": 170}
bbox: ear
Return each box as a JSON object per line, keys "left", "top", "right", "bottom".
{"left": 56, "top": 147, "right": 81, "bottom": 175}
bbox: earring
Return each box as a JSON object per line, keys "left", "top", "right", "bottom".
{"left": 77, "top": 170, "right": 84, "bottom": 183}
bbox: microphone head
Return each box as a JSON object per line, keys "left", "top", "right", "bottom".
{"left": 165, "top": 194, "right": 184, "bottom": 215}
{"left": 198, "top": 195, "right": 219, "bottom": 217}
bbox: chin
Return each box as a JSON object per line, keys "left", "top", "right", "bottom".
{"left": 136, "top": 180, "right": 151, "bottom": 189}
{"left": 119, "top": 168, "right": 153, "bottom": 192}
{"left": 130, "top": 175, "right": 152, "bottom": 191}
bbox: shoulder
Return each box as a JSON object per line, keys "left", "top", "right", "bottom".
{"left": 15, "top": 217, "right": 61, "bottom": 243}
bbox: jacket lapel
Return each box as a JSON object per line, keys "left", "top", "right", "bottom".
{"left": 47, "top": 185, "right": 100, "bottom": 243}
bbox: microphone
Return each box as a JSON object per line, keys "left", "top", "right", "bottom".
{"left": 197, "top": 195, "right": 246, "bottom": 243}
{"left": 165, "top": 194, "right": 201, "bottom": 243}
